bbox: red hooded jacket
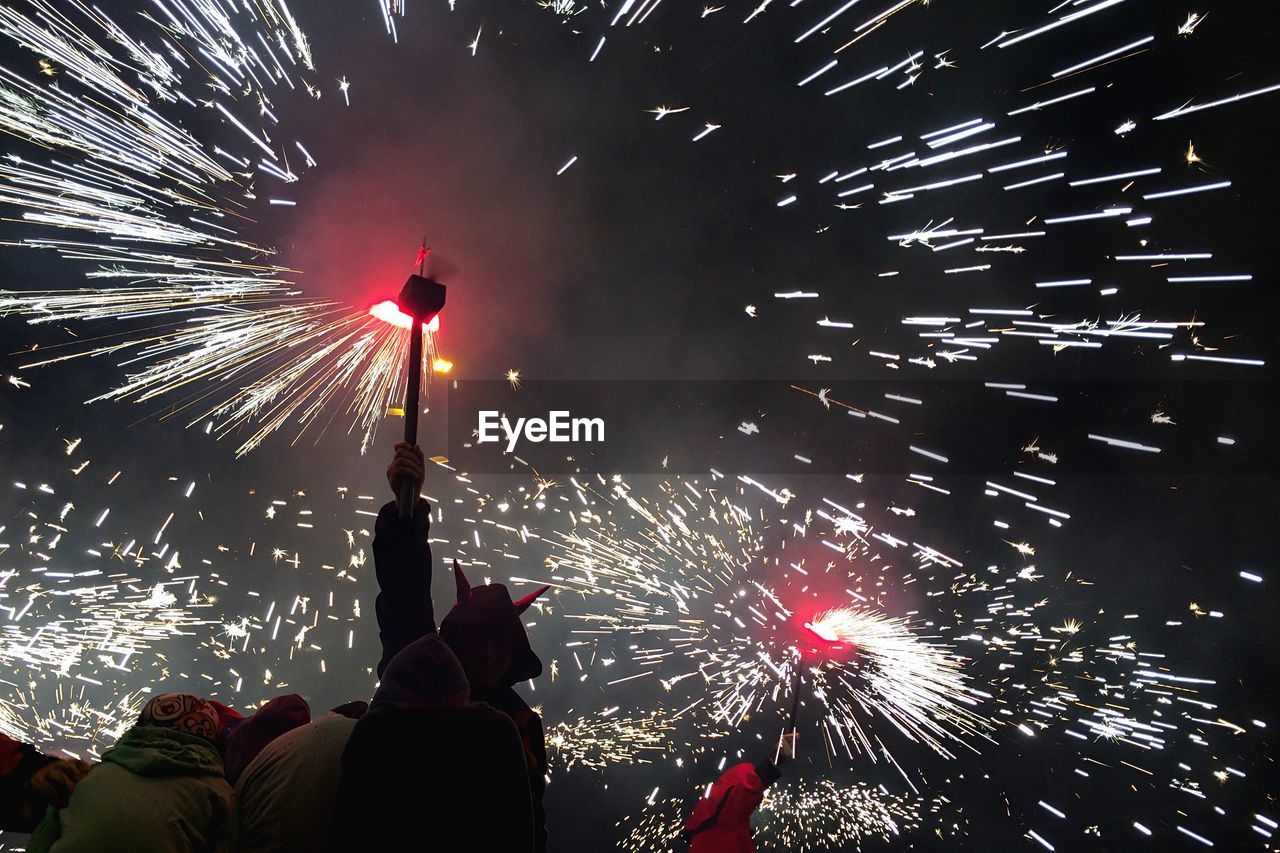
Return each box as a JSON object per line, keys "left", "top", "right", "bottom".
{"left": 684, "top": 762, "right": 770, "bottom": 853}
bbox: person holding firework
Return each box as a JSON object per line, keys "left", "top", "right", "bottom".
{"left": 332, "top": 441, "right": 544, "bottom": 851}
{"left": 683, "top": 731, "right": 798, "bottom": 853}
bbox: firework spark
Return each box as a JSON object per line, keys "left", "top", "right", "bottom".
{"left": 619, "top": 780, "right": 927, "bottom": 852}
{"left": 0, "top": 0, "right": 1275, "bottom": 848}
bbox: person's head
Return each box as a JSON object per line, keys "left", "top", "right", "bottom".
{"left": 438, "top": 560, "right": 548, "bottom": 697}
{"left": 138, "top": 692, "right": 219, "bottom": 742}
{"left": 372, "top": 634, "right": 471, "bottom": 713}
{"left": 446, "top": 627, "right": 514, "bottom": 696}
{"left": 224, "top": 694, "right": 311, "bottom": 784}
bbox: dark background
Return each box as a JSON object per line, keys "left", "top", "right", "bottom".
{"left": 2, "top": 0, "right": 1279, "bottom": 849}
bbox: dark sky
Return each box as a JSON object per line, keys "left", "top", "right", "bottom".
{"left": 2, "top": 0, "right": 1280, "bottom": 850}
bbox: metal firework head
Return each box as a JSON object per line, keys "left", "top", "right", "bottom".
{"left": 397, "top": 274, "right": 446, "bottom": 322}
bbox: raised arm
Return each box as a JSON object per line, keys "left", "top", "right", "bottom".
{"left": 372, "top": 441, "right": 435, "bottom": 678}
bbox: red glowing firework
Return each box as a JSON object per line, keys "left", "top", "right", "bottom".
{"left": 369, "top": 300, "right": 441, "bottom": 332}
{"left": 803, "top": 616, "right": 843, "bottom": 647}
{"left": 379, "top": 244, "right": 447, "bottom": 518}
{"left": 789, "top": 611, "right": 857, "bottom": 759}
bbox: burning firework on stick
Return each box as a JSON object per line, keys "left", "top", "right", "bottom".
{"left": 371, "top": 243, "right": 447, "bottom": 518}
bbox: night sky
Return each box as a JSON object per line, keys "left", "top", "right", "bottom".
{"left": 2, "top": 0, "right": 1280, "bottom": 850}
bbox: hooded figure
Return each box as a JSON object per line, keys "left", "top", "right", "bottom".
{"left": 27, "top": 693, "right": 233, "bottom": 853}
{"left": 439, "top": 562, "right": 551, "bottom": 853}
{"left": 369, "top": 476, "right": 551, "bottom": 852}
{"left": 332, "top": 633, "right": 534, "bottom": 852}
{"left": 683, "top": 759, "right": 782, "bottom": 853}
{"left": 222, "top": 693, "right": 311, "bottom": 786}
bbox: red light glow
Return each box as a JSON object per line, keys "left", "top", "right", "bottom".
{"left": 370, "top": 300, "right": 440, "bottom": 332}
{"left": 804, "top": 619, "right": 840, "bottom": 644}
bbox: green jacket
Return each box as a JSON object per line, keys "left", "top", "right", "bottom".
{"left": 27, "top": 726, "right": 233, "bottom": 853}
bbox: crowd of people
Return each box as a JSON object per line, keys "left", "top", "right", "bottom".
{"left": 0, "top": 442, "right": 786, "bottom": 851}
